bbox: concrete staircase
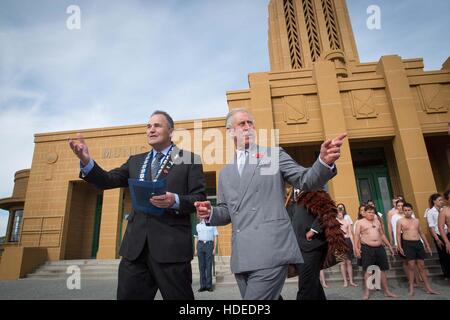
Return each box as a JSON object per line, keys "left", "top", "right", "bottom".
{"left": 212, "top": 252, "right": 445, "bottom": 286}
{"left": 26, "top": 259, "right": 120, "bottom": 280}
{"left": 25, "top": 257, "right": 229, "bottom": 281}
{"left": 319, "top": 254, "right": 444, "bottom": 286}
{"left": 25, "top": 251, "right": 445, "bottom": 286}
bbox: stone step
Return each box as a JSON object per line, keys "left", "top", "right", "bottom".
{"left": 44, "top": 259, "right": 120, "bottom": 266}
{"left": 26, "top": 257, "right": 224, "bottom": 279}
{"left": 27, "top": 272, "right": 118, "bottom": 279}
{"left": 216, "top": 269, "right": 445, "bottom": 286}
{"left": 33, "top": 262, "right": 230, "bottom": 272}
{"left": 324, "top": 262, "right": 440, "bottom": 274}
{"left": 26, "top": 254, "right": 443, "bottom": 281}
{"left": 35, "top": 265, "right": 119, "bottom": 271}
{"left": 26, "top": 272, "right": 210, "bottom": 281}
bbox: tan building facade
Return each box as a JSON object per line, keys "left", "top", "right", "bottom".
{"left": 1, "top": 0, "right": 449, "bottom": 279}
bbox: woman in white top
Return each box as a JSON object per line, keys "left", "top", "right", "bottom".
{"left": 386, "top": 196, "right": 404, "bottom": 242}
{"left": 390, "top": 200, "right": 405, "bottom": 247}
{"left": 427, "top": 193, "right": 450, "bottom": 280}
{"left": 337, "top": 203, "right": 353, "bottom": 225}
{"left": 353, "top": 204, "right": 367, "bottom": 268}
{"left": 337, "top": 209, "right": 357, "bottom": 287}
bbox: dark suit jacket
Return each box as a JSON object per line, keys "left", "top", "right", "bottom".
{"left": 81, "top": 147, "right": 206, "bottom": 263}
{"left": 288, "top": 202, "right": 326, "bottom": 253}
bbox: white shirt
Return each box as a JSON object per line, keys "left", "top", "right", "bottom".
{"left": 344, "top": 214, "right": 353, "bottom": 225}
{"left": 195, "top": 221, "right": 219, "bottom": 241}
{"left": 391, "top": 213, "right": 402, "bottom": 246}
{"left": 426, "top": 206, "right": 447, "bottom": 236}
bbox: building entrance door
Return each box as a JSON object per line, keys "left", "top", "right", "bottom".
{"left": 354, "top": 167, "right": 393, "bottom": 231}
{"left": 91, "top": 194, "right": 103, "bottom": 258}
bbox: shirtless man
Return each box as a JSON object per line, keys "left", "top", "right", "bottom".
{"left": 438, "top": 190, "right": 450, "bottom": 255}
{"left": 396, "top": 203, "right": 439, "bottom": 296}
{"left": 337, "top": 209, "right": 357, "bottom": 287}
{"left": 355, "top": 205, "right": 397, "bottom": 300}
{"left": 389, "top": 199, "right": 423, "bottom": 286}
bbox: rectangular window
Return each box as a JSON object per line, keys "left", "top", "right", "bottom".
{"left": 9, "top": 210, "right": 23, "bottom": 242}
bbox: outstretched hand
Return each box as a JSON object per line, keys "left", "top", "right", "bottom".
{"left": 68, "top": 133, "right": 91, "bottom": 166}
{"left": 195, "top": 201, "right": 212, "bottom": 220}
{"left": 320, "top": 133, "right": 347, "bottom": 166}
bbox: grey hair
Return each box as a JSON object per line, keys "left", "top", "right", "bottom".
{"left": 225, "top": 108, "right": 254, "bottom": 129}
{"left": 151, "top": 110, "right": 174, "bottom": 129}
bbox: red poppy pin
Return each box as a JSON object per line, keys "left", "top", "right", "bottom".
{"left": 255, "top": 153, "right": 264, "bottom": 159}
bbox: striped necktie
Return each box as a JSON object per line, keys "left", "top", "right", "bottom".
{"left": 151, "top": 152, "right": 164, "bottom": 180}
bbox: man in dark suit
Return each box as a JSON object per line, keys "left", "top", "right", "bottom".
{"left": 287, "top": 190, "right": 328, "bottom": 300}
{"left": 68, "top": 110, "right": 206, "bottom": 300}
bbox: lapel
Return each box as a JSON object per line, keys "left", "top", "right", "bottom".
{"left": 169, "top": 145, "right": 182, "bottom": 165}
{"left": 230, "top": 153, "right": 241, "bottom": 187}
{"left": 233, "top": 144, "right": 261, "bottom": 211}
{"left": 222, "top": 164, "right": 241, "bottom": 206}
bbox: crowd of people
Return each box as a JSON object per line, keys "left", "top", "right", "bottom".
{"left": 69, "top": 107, "right": 448, "bottom": 301}
{"left": 316, "top": 192, "right": 450, "bottom": 299}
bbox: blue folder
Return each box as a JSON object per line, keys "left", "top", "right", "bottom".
{"left": 128, "top": 179, "right": 167, "bottom": 216}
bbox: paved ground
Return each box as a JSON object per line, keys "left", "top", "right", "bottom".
{"left": 0, "top": 276, "right": 449, "bottom": 300}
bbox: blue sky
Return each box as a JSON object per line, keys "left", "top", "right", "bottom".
{"left": 1, "top": 0, "right": 449, "bottom": 236}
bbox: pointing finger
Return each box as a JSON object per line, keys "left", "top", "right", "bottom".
{"left": 76, "top": 133, "right": 85, "bottom": 144}
{"left": 322, "top": 139, "right": 332, "bottom": 149}
{"left": 332, "top": 133, "right": 347, "bottom": 144}
{"left": 336, "top": 133, "right": 347, "bottom": 141}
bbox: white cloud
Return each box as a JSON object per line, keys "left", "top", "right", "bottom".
{"left": 0, "top": 94, "right": 117, "bottom": 197}
{"left": 0, "top": 0, "right": 269, "bottom": 198}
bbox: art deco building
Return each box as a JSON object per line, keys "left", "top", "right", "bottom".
{"left": 1, "top": 0, "right": 448, "bottom": 279}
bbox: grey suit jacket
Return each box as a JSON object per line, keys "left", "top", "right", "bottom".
{"left": 209, "top": 145, "right": 336, "bottom": 273}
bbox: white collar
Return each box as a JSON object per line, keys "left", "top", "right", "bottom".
{"left": 152, "top": 144, "right": 173, "bottom": 157}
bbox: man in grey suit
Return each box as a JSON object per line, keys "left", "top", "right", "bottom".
{"left": 195, "top": 108, "right": 346, "bottom": 300}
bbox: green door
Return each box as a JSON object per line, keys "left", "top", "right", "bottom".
{"left": 91, "top": 194, "right": 103, "bottom": 258}
{"left": 354, "top": 167, "right": 393, "bottom": 232}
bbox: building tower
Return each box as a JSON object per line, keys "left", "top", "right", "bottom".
{"left": 268, "top": 0, "right": 359, "bottom": 76}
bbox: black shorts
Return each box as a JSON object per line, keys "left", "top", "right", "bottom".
{"left": 361, "top": 244, "right": 390, "bottom": 272}
{"left": 344, "top": 238, "right": 354, "bottom": 260}
{"left": 401, "top": 239, "right": 427, "bottom": 261}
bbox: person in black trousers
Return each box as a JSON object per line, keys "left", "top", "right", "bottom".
{"left": 287, "top": 192, "right": 328, "bottom": 300}
{"left": 69, "top": 110, "right": 206, "bottom": 300}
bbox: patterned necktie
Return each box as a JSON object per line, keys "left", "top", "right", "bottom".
{"left": 151, "top": 152, "right": 164, "bottom": 180}
{"left": 238, "top": 151, "right": 247, "bottom": 176}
